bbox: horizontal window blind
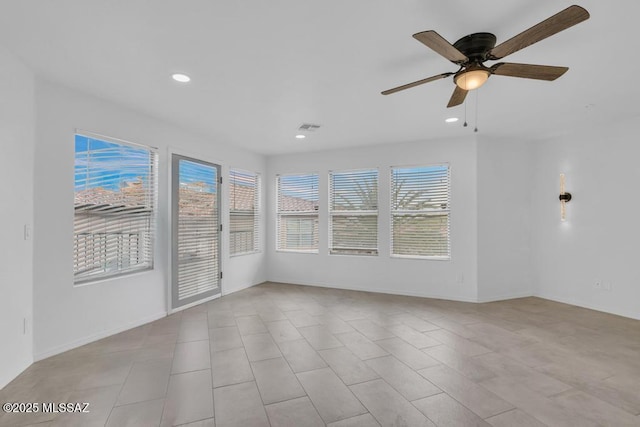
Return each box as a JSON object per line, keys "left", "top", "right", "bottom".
{"left": 277, "top": 173, "right": 319, "bottom": 252}
{"left": 391, "top": 165, "right": 450, "bottom": 258}
{"left": 329, "top": 169, "right": 378, "bottom": 255}
{"left": 230, "top": 169, "right": 260, "bottom": 256}
{"left": 176, "top": 159, "right": 219, "bottom": 301}
{"left": 74, "top": 133, "right": 156, "bottom": 283}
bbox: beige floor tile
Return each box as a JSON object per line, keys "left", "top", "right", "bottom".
{"left": 327, "top": 413, "right": 381, "bottom": 427}
{"left": 178, "top": 320, "right": 210, "bottom": 343}
{"left": 266, "top": 319, "right": 303, "bottom": 343}
{"left": 117, "top": 357, "right": 172, "bottom": 405}
{"left": 375, "top": 338, "right": 440, "bottom": 370}
{"left": 418, "top": 365, "right": 513, "bottom": 418}
{"left": 365, "top": 356, "right": 441, "bottom": 401}
{"left": 297, "top": 367, "right": 367, "bottom": 424}
{"left": 251, "top": 357, "right": 306, "bottom": 404}
{"left": 178, "top": 418, "right": 215, "bottom": 426}
{"left": 209, "top": 326, "right": 243, "bottom": 352}
{"left": 424, "top": 345, "right": 496, "bottom": 382}
{"left": 413, "top": 393, "right": 491, "bottom": 427}
{"left": 474, "top": 352, "right": 572, "bottom": 396}
{"left": 480, "top": 376, "right": 598, "bottom": 427}
{"left": 211, "top": 347, "right": 254, "bottom": 388}
{"left": 285, "top": 309, "right": 321, "bottom": 327}
{"left": 161, "top": 370, "right": 214, "bottom": 427}
{"left": 106, "top": 399, "right": 165, "bottom": 427}
{"left": 207, "top": 310, "right": 236, "bottom": 328}
{"left": 236, "top": 315, "right": 268, "bottom": 335}
{"left": 49, "top": 384, "right": 120, "bottom": 427}
{"left": 319, "top": 346, "right": 380, "bottom": 385}
{"left": 277, "top": 339, "right": 327, "bottom": 373}
{"left": 348, "top": 319, "right": 395, "bottom": 341}
{"left": 335, "top": 331, "right": 388, "bottom": 360}
{"left": 241, "top": 333, "right": 282, "bottom": 362}
{"left": 350, "top": 379, "right": 436, "bottom": 427}
{"left": 213, "top": 381, "right": 269, "bottom": 427}
{"left": 384, "top": 324, "right": 441, "bottom": 349}
{"left": 389, "top": 313, "right": 441, "bottom": 332}
{"left": 315, "top": 314, "right": 356, "bottom": 334}
{"left": 485, "top": 409, "right": 547, "bottom": 427}
{"left": 265, "top": 396, "right": 324, "bottom": 427}
{"left": 553, "top": 389, "right": 640, "bottom": 426}
{"left": 425, "top": 329, "right": 492, "bottom": 357}
{"left": 299, "top": 325, "right": 343, "bottom": 350}
{"left": 171, "top": 340, "right": 210, "bottom": 374}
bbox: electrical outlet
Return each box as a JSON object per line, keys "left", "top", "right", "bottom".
{"left": 603, "top": 282, "right": 612, "bottom": 291}
{"left": 594, "top": 281, "right": 602, "bottom": 289}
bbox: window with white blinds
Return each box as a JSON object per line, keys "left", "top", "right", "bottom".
{"left": 391, "top": 165, "right": 450, "bottom": 258}
{"left": 229, "top": 169, "right": 260, "bottom": 256}
{"left": 74, "top": 133, "right": 157, "bottom": 283}
{"left": 277, "top": 173, "right": 319, "bottom": 252}
{"left": 329, "top": 169, "right": 378, "bottom": 255}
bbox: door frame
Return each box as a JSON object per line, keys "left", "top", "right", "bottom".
{"left": 168, "top": 149, "right": 224, "bottom": 313}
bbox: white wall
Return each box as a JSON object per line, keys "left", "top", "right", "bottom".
{"left": 266, "top": 137, "right": 479, "bottom": 301}
{"left": 33, "top": 80, "right": 267, "bottom": 360}
{"left": 0, "top": 47, "right": 35, "bottom": 388}
{"left": 530, "top": 116, "right": 640, "bottom": 320}
{"left": 477, "top": 137, "right": 534, "bottom": 301}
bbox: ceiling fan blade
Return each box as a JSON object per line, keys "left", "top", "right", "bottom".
{"left": 491, "top": 62, "right": 568, "bottom": 80}
{"left": 381, "top": 73, "right": 453, "bottom": 95}
{"left": 413, "top": 31, "right": 468, "bottom": 64}
{"left": 489, "top": 5, "right": 590, "bottom": 60}
{"left": 447, "top": 86, "right": 468, "bottom": 108}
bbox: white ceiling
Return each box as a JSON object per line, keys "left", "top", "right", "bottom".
{"left": 0, "top": 1, "right": 637, "bottom": 155}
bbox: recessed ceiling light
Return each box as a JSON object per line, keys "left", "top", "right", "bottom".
{"left": 445, "top": 117, "right": 459, "bottom": 123}
{"left": 172, "top": 73, "right": 191, "bottom": 83}
{"left": 295, "top": 134, "right": 306, "bottom": 139}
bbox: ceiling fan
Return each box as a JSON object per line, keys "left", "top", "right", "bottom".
{"left": 381, "top": 5, "right": 590, "bottom": 108}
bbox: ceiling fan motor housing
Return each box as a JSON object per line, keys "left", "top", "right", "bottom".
{"left": 452, "top": 32, "right": 497, "bottom": 64}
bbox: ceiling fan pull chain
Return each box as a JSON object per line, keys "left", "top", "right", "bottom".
{"left": 474, "top": 89, "right": 479, "bottom": 133}
{"left": 463, "top": 93, "right": 468, "bottom": 127}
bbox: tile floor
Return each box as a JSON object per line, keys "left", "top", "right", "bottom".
{"left": 2, "top": 282, "right": 640, "bottom": 426}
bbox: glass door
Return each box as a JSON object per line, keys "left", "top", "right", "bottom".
{"left": 171, "top": 155, "right": 221, "bottom": 309}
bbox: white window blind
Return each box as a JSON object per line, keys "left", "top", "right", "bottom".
{"left": 391, "top": 165, "right": 450, "bottom": 258}
{"left": 174, "top": 158, "right": 219, "bottom": 302}
{"left": 277, "top": 173, "right": 319, "bottom": 252}
{"left": 329, "top": 169, "right": 378, "bottom": 255}
{"left": 229, "top": 169, "right": 260, "bottom": 256}
{"left": 74, "top": 133, "right": 156, "bottom": 283}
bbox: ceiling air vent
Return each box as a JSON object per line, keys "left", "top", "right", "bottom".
{"left": 298, "top": 123, "right": 321, "bottom": 132}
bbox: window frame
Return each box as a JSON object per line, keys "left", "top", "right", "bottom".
{"left": 390, "top": 163, "right": 451, "bottom": 260}
{"left": 328, "top": 168, "right": 379, "bottom": 256}
{"left": 229, "top": 168, "right": 261, "bottom": 257}
{"left": 276, "top": 172, "right": 320, "bottom": 254}
{"left": 73, "top": 131, "right": 158, "bottom": 285}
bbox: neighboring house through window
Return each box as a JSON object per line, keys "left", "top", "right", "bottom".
{"left": 276, "top": 173, "right": 319, "bottom": 252}
{"left": 74, "top": 133, "right": 157, "bottom": 283}
{"left": 229, "top": 169, "right": 260, "bottom": 255}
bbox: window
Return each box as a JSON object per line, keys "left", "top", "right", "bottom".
{"left": 229, "top": 169, "right": 260, "bottom": 255}
{"left": 329, "top": 169, "right": 378, "bottom": 255}
{"left": 74, "top": 133, "right": 157, "bottom": 283}
{"left": 391, "top": 164, "right": 450, "bottom": 258}
{"left": 276, "top": 173, "right": 319, "bottom": 252}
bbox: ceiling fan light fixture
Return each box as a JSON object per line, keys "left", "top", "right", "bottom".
{"left": 454, "top": 69, "right": 490, "bottom": 90}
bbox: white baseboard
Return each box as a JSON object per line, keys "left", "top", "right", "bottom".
{"left": 267, "top": 279, "right": 480, "bottom": 303}
{"left": 0, "top": 358, "right": 33, "bottom": 390}
{"left": 222, "top": 280, "right": 258, "bottom": 296}
{"left": 476, "top": 291, "right": 534, "bottom": 303}
{"left": 534, "top": 292, "right": 640, "bottom": 321}
{"left": 34, "top": 311, "right": 167, "bottom": 362}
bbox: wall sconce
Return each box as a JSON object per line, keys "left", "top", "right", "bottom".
{"left": 559, "top": 173, "right": 572, "bottom": 221}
